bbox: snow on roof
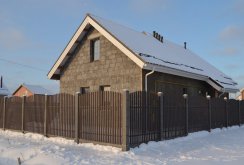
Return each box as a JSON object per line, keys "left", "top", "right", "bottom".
{"left": 48, "top": 14, "right": 238, "bottom": 92}
{"left": 90, "top": 14, "right": 238, "bottom": 91}
{"left": 22, "top": 84, "right": 52, "bottom": 95}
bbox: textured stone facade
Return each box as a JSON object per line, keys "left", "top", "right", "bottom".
{"left": 60, "top": 28, "right": 142, "bottom": 94}
{"left": 59, "top": 27, "right": 220, "bottom": 98}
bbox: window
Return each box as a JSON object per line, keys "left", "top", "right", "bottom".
{"left": 183, "top": 88, "right": 187, "bottom": 95}
{"left": 100, "top": 85, "right": 111, "bottom": 107}
{"left": 90, "top": 38, "right": 100, "bottom": 61}
{"left": 80, "top": 87, "right": 90, "bottom": 94}
{"left": 100, "top": 85, "right": 111, "bottom": 91}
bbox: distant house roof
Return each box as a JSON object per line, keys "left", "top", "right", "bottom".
{"left": 13, "top": 84, "right": 52, "bottom": 95}
{"left": 48, "top": 14, "right": 239, "bottom": 93}
{"left": 0, "top": 84, "right": 10, "bottom": 96}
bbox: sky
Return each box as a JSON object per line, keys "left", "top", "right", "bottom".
{"left": 0, "top": 0, "right": 244, "bottom": 94}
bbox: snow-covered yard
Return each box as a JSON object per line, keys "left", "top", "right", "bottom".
{"left": 1, "top": 127, "right": 244, "bottom": 165}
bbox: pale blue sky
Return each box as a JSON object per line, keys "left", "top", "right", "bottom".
{"left": 0, "top": 0, "right": 243, "bottom": 93}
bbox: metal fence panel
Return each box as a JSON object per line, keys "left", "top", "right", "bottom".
{"left": 241, "top": 101, "right": 244, "bottom": 124}
{"left": 129, "top": 91, "right": 160, "bottom": 147}
{"left": 163, "top": 94, "right": 186, "bottom": 139}
{"left": 211, "top": 98, "right": 226, "bottom": 129}
{"left": 47, "top": 93, "right": 75, "bottom": 138}
{"left": 79, "top": 91, "right": 122, "bottom": 145}
{"left": 188, "top": 96, "right": 209, "bottom": 133}
{"left": 228, "top": 99, "right": 239, "bottom": 126}
{"left": 5, "top": 97, "right": 22, "bottom": 130}
{"left": 24, "top": 95, "right": 45, "bottom": 134}
{"left": 1, "top": 90, "right": 244, "bottom": 149}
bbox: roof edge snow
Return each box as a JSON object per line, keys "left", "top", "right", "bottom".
{"left": 47, "top": 13, "right": 238, "bottom": 93}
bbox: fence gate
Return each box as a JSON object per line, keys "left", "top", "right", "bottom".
{"left": 47, "top": 93, "right": 75, "bottom": 138}
{"left": 78, "top": 91, "right": 122, "bottom": 145}
{"left": 129, "top": 91, "right": 160, "bottom": 147}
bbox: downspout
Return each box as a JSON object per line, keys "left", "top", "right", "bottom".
{"left": 219, "top": 88, "right": 226, "bottom": 98}
{"left": 145, "top": 67, "right": 155, "bottom": 92}
{"left": 144, "top": 67, "right": 155, "bottom": 134}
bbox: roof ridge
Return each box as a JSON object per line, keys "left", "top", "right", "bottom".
{"left": 89, "top": 14, "right": 154, "bottom": 38}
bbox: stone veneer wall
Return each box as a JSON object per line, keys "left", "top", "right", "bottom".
{"left": 60, "top": 28, "right": 142, "bottom": 94}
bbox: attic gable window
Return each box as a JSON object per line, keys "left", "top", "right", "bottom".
{"left": 90, "top": 38, "right": 100, "bottom": 62}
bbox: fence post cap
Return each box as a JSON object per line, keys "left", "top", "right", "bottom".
{"left": 206, "top": 95, "right": 211, "bottom": 100}
{"left": 75, "top": 92, "right": 80, "bottom": 95}
{"left": 224, "top": 97, "right": 228, "bottom": 101}
{"left": 22, "top": 95, "right": 26, "bottom": 97}
{"left": 157, "top": 92, "right": 163, "bottom": 96}
{"left": 183, "top": 94, "right": 188, "bottom": 99}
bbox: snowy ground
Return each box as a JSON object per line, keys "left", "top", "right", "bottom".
{"left": 1, "top": 127, "right": 244, "bottom": 165}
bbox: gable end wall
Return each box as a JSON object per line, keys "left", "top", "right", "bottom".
{"left": 60, "top": 29, "right": 142, "bottom": 94}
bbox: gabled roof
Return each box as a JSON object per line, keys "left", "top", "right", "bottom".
{"left": 48, "top": 14, "right": 239, "bottom": 93}
{"left": 13, "top": 84, "right": 52, "bottom": 95}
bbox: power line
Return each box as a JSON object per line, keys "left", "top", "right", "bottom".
{"left": 0, "top": 57, "right": 47, "bottom": 72}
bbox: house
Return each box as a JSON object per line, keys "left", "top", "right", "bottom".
{"left": 0, "top": 76, "right": 10, "bottom": 96}
{"left": 236, "top": 88, "right": 244, "bottom": 100}
{"left": 13, "top": 84, "right": 52, "bottom": 97}
{"left": 47, "top": 14, "right": 238, "bottom": 97}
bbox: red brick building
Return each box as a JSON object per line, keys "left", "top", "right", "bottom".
{"left": 13, "top": 84, "right": 51, "bottom": 97}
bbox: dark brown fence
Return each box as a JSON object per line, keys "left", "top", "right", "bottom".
{"left": 0, "top": 92, "right": 122, "bottom": 147}
{"left": 129, "top": 91, "right": 160, "bottom": 147}
{"left": 0, "top": 96, "right": 4, "bottom": 128}
{"left": 163, "top": 95, "right": 186, "bottom": 139}
{"left": 0, "top": 91, "right": 244, "bottom": 150}
{"left": 47, "top": 93, "right": 75, "bottom": 138}
{"left": 188, "top": 96, "right": 209, "bottom": 133}
{"left": 227, "top": 99, "right": 239, "bottom": 126}
{"left": 241, "top": 101, "right": 244, "bottom": 124}
{"left": 79, "top": 91, "right": 122, "bottom": 145}
{"left": 211, "top": 98, "right": 226, "bottom": 129}
{"left": 24, "top": 95, "right": 45, "bottom": 134}
{"left": 5, "top": 97, "right": 22, "bottom": 130}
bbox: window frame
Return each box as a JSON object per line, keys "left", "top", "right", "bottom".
{"left": 183, "top": 87, "right": 188, "bottom": 95}
{"left": 90, "top": 37, "right": 100, "bottom": 62}
{"left": 100, "top": 85, "right": 111, "bottom": 92}
{"left": 80, "top": 87, "right": 90, "bottom": 94}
